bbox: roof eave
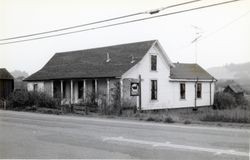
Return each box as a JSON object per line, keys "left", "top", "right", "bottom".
{"left": 169, "top": 78, "right": 216, "bottom": 82}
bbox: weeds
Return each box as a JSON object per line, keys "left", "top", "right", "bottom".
{"left": 184, "top": 120, "right": 191, "bottom": 124}
{"left": 163, "top": 116, "right": 175, "bottom": 123}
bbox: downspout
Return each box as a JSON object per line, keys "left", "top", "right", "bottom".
{"left": 209, "top": 78, "right": 212, "bottom": 107}
{"left": 194, "top": 77, "right": 198, "bottom": 109}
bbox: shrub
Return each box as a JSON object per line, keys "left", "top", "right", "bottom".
{"left": 163, "top": 116, "right": 175, "bottom": 123}
{"left": 143, "top": 114, "right": 162, "bottom": 122}
{"left": 7, "top": 90, "right": 30, "bottom": 109}
{"left": 7, "top": 90, "right": 58, "bottom": 109}
{"left": 214, "top": 92, "right": 236, "bottom": 109}
{"left": 184, "top": 120, "right": 191, "bottom": 124}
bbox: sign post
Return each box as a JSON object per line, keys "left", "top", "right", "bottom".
{"left": 130, "top": 75, "right": 142, "bottom": 112}
{"left": 138, "top": 75, "right": 142, "bottom": 112}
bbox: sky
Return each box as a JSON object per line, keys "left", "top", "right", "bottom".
{"left": 0, "top": 0, "right": 250, "bottom": 75}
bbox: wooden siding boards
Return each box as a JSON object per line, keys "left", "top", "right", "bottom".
{"left": 0, "top": 68, "right": 14, "bottom": 99}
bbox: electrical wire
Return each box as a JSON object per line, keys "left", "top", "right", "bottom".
{"left": 0, "top": 0, "right": 201, "bottom": 41}
{"left": 0, "top": 0, "right": 241, "bottom": 45}
{"left": 172, "top": 8, "right": 250, "bottom": 54}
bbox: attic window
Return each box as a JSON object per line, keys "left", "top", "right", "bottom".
{"left": 106, "top": 52, "right": 111, "bottom": 62}
{"left": 151, "top": 55, "right": 157, "bottom": 71}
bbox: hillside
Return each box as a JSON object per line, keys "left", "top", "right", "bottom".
{"left": 11, "top": 70, "right": 29, "bottom": 78}
{"left": 207, "top": 62, "right": 250, "bottom": 93}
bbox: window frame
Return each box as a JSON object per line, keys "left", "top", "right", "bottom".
{"left": 151, "top": 80, "right": 158, "bottom": 100}
{"left": 196, "top": 83, "right": 202, "bottom": 99}
{"left": 151, "top": 55, "right": 157, "bottom": 71}
{"left": 33, "top": 83, "right": 38, "bottom": 92}
{"left": 180, "top": 83, "right": 186, "bottom": 100}
{"left": 78, "top": 81, "right": 83, "bottom": 99}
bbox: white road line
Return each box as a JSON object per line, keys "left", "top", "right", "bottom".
{"left": 103, "top": 136, "right": 249, "bottom": 157}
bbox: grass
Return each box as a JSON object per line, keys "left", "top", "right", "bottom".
{"left": 199, "top": 108, "right": 250, "bottom": 123}
{"left": 118, "top": 106, "right": 250, "bottom": 124}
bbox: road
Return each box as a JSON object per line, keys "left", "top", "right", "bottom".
{"left": 0, "top": 110, "right": 249, "bottom": 159}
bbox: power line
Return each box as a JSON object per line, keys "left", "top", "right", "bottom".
{"left": 0, "top": 0, "right": 241, "bottom": 45}
{"left": 0, "top": 0, "right": 201, "bottom": 41}
{"left": 201, "top": 9, "right": 250, "bottom": 41}
{"left": 173, "top": 8, "right": 250, "bottom": 53}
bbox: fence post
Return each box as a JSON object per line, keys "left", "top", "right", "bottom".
{"left": 85, "top": 105, "right": 88, "bottom": 115}
{"left": 4, "top": 100, "right": 6, "bottom": 110}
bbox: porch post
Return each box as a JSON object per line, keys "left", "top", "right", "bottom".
{"left": 51, "top": 80, "right": 54, "bottom": 98}
{"left": 120, "top": 79, "right": 123, "bottom": 107}
{"left": 95, "top": 79, "right": 98, "bottom": 98}
{"left": 106, "top": 78, "right": 110, "bottom": 105}
{"left": 60, "top": 80, "right": 63, "bottom": 104}
{"left": 70, "top": 80, "right": 73, "bottom": 104}
{"left": 83, "top": 79, "right": 86, "bottom": 102}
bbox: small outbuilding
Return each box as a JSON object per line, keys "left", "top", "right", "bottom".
{"left": 0, "top": 68, "right": 14, "bottom": 99}
{"left": 223, "top": 84, "right": 244, "bottom": 98}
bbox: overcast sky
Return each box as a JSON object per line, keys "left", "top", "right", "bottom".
{"left": 0, "top": 0, "right": 249, "bottom": 75}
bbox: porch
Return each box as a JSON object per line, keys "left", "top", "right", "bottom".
{"left": 51, "top": 78, "right": 120, "bottom": 105}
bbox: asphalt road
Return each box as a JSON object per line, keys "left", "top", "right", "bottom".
{"left": 0, "top": 110, "right": 249, "bottom": 159}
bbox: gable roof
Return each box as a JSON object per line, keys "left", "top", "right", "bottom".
{"left": 0, "top": 68, "right": 14, "bottom": 80}
{"left": 225, "top": 84, "right": 244, "bottom": 93}
{"left": 170, "top": 63, "right": 214, "bottom": 80}
{"left": 25, "top": 40, "right": 156, "bottom": 81}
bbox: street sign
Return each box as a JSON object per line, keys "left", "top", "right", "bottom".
{"left": 130, "top": 82, "right": 139, "bottom": 96}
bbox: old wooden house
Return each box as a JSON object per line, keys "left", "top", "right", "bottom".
{"left": 25, "top": 40, "right": 216, "bottom": 110}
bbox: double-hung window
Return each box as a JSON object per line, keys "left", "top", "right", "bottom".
{"left": 151, "top": 80, "right": 157, "bottom": 100}
{"left": 196, "top": 83, "right": 202, "bottom": 98}
{"left": 33, "top": 84, "right": 38, "bottom": 92}
{"left": 180, "top": 83, "right": 185, "bottom": 99}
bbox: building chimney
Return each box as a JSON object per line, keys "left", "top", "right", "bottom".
{"left": 131, "top": 55, "right": 135, "bottom": 63}
{"left": 106, "top": 52, "right": 111, "bottom": 62}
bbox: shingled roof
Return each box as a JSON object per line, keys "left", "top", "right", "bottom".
{"left": 226, "top": 84, "right": 244, "bottom": 93}
{"left": 0, "top": 68, "right": 14, "bottom": 80}
{"left": 170, "top": 63, "right": 214, "bottom": 80}
{"left": 25, "top": 40, "right": 156, "bottom": 81}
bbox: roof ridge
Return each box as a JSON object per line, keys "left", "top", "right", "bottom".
{"left": 56, "top": 40, "right": 157, "bottom": 55}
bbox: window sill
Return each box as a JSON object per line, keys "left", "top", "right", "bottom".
{"left": 150, "top": 99, "right": 158, "bottom": 102}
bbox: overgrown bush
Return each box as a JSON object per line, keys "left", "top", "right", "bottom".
{"left": 163, "top": 116, "right": 175, "bottom": 123}
{"left": 183, "top": 120, "right": 191, "bottom": 124}
{"left": 7, "top": 90, "right": 30, "bottom": 109}
{"left": 7, "top": 90, "right": 58, "bottom": 109}
{"left": 145, "top": 114, "right": 162, "bottom": 122}
{"left": 214, "top": 92, "right": 249, "bottom": 110}
{"left": 214, "top": 92, "right": 236, "bottom": 109}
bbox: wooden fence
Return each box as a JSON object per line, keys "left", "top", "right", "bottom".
{"left": 0, "top": 99, "right": 6, "bottom": 109}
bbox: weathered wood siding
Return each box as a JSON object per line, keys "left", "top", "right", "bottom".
{"left": 0, "top": 79, "right": 14, "bottom": 99}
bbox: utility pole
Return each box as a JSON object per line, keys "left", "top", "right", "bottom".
{"left": 191, "top": 25, "right": 202, "bottom": 64}
{"left": 191, "top": 25, "right": 202, "bottom": 111}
